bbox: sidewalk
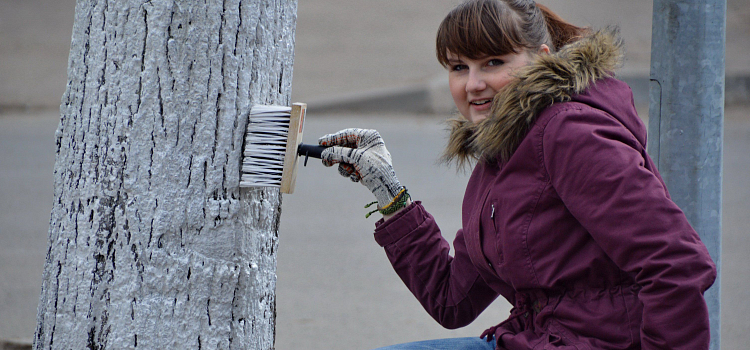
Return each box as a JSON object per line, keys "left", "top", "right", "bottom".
{"left": 2, "top": 0, "right": 749, "bottom": 110}
{"left": 291, "top": 0, "right": 750, "bottom": 113}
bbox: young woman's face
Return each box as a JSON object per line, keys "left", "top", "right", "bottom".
{"left": 446, "top": 49, "right": 534, "bottom": 123}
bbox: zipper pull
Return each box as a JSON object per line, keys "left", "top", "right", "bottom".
{"left": 491, "top": 204, "right": 495, "bottom": 219}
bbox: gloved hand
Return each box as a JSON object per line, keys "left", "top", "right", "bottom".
{"left": 318, "top": 128, "right": 405, "bottom": 208}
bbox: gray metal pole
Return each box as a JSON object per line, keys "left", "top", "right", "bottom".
{"left": 648, "top": 0, "right": 724, "bottom": 349}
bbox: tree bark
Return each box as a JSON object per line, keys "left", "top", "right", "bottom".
{"left": 34, "top": 0, "right": 297, "bottom": 348}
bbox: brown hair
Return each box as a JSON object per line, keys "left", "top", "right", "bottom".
{"left": 436, "top": 0, "right": 587, "bottom": 66}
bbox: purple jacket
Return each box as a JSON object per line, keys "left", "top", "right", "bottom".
{"left": 373, "top": 31, "right": 716, "bottom": 350}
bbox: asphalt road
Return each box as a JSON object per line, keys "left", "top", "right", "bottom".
{"left": 1, "top": 105, "right": 748, "bottom": 349}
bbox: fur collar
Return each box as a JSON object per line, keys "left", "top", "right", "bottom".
{"left": 443, "top": 29, "right": 624, "bottom": 166}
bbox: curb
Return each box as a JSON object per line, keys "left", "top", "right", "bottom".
{"left": 304, "top": 84, "right": 433, "bottom": 115}
{"left": 306, "top": 74, "right": 750, "bottom": 115}
{"left": 0, "top": 340, "right": 31, "bottom": 350}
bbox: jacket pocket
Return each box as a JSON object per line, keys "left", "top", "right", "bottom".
{"left": 489, "top": 199, "right": 505, "bottom": 266}
{"left": 535, "top": 321, "right": 592, "bottom": 350}
{"left": 478, "top": 198, "right": 504, "bottom": 268}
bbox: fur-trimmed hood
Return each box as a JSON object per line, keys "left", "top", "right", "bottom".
{"left": 444, "top": 29, "right": 626, "bottom": 165}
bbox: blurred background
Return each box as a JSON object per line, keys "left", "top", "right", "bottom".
{"left": 1, "top": 0, "right": 748, "bottom": 349}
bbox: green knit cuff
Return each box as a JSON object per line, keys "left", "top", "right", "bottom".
{"left": 365, "top": 188, "right": 410, "bottom": 218}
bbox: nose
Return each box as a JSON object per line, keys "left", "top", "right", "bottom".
{"left": 466, "top": 69, "right": 486, "bottom": 93}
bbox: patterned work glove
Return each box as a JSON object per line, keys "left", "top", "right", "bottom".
{"left": 319, "top": 128, "right": 405, "bottom": 209}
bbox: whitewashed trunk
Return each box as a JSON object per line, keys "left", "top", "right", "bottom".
{"left": 34, "top": 0, "right": 297, "bottom": 348}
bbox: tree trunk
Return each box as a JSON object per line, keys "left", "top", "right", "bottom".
{"left": 34, "top": 0, "right": 297, "bottom": 348}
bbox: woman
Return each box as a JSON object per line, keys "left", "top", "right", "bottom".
{"left": 318, "top": 0, "right": 717, "bottom": 349}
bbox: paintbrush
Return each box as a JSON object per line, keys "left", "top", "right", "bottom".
{"left": 240, "top": 103, "right": 327, "bottom": 194}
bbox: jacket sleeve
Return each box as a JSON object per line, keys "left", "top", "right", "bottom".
{"left": 373, "top": 201, "right": 500, "bottom": 329}
{"left": 541, "top": 106, "right": 717, "bottom": 350}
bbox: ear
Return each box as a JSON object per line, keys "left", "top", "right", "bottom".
{"left": 539, "top": 44, "right": 551, "bottom": 55}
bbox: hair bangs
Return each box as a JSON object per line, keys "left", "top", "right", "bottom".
{"left": 436, "top": 0, "right": 525, "bottom": 67}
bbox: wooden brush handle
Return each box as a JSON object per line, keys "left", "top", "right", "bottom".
{"left": 297, "top": 143, "right": 329, "bottom": 159}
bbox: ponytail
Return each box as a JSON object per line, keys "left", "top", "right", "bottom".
{"left": 536, "top": 3, "right": 589, "bottom": 51}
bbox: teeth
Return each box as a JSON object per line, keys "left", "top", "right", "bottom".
{"left": 471, "top": 99, "right": 492, "bottom": 105}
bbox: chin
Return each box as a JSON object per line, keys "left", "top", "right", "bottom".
{"left": 471, "top": 114, "right": 489, "bottom": 124}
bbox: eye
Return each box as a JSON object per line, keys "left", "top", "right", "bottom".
{"left": 450, "top": 64, "right": 468, "bottom": 72}
{"left": 487, "top": 59, "right": 504, "bottom": 66}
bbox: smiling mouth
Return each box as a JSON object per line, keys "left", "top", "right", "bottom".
{"left": 470, "top": 99, "right": 492, "bottom": 106}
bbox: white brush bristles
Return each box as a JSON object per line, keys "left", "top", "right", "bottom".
{"left": 240, "top": 105, "right": 292, "bottom": 188}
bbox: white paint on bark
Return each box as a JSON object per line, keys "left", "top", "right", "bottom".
{"left": 34, "top": 0, "right": 297, "bottom": 348}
